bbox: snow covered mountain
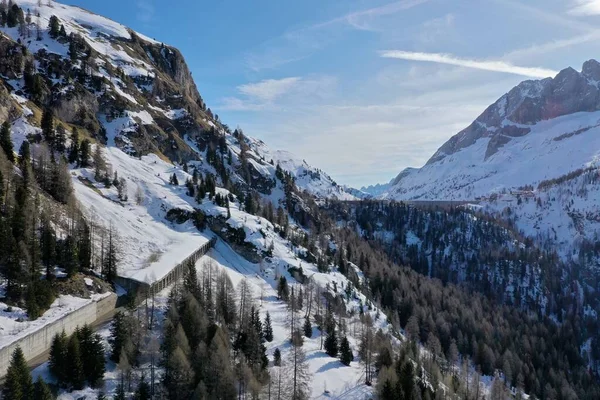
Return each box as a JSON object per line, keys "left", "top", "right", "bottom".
{"left": 378, "top": 60, "right": 600, "bottom": 265}
{"left": 0, "top": 0, "right": 355, "bottom": 202}
{"left": 383, "top": 60, "right": 600, "bottom": 201}
{"left": 0, "top": 1, "right": 377, "bottom": 398}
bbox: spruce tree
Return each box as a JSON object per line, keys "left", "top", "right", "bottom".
{"left": 49, "top": 332, "right": 67, "bottom": 385}
{"left": 339, "top": 336, "right": 354, "bottom": 366}
{"left": 33, "top": 376, "right": 53, "bottom": 400}
{"left": 48, "top": 15, "right": 59, "bottom": 37}
{"left": 78, "top": 324, "right": 105, "bottom": 387}
{"left": 114, "top": 384, "right": 126, "bottom": 400}
{"left": 110, "top": 311, "right": 128, "bottom": 363}
{"left": 135, "top": 375, "right": 151, "bottom": 400}
{"left": 79, "top": 139, "right": 90, "bottom": 167}
{"left": 68, "top": 127, "right": 79, "bottom": 164}
{"left": 324, "top": 327, "right": 338, "bottom": 357}
{"left": 0, "top": 120, "right": 14, "bottom": 163}
{"left": 273, "top": 348, "right": 281, "bottom": 366}
{"left": 263, "top": 312, "right": 274, "bottom": 342}
{"left": 303, "top": 316, "right": 312, "bottom": 338}
{"left": 67, "top": 333, "right": 85, "bottom": 390}
{"left": 62, "top": 235, "right": 78, "bottom": 277}
{"left": 55, "top": 124, "right": 66, "bottom": 153}
{"left": 41, "top": 108, "right": 55, "bottom": 150}
{"left": 103, "top": 224, "right": 118, "bottom": 283}
{"left": 2, "top": 347, "right": 33, "bottom": 400}
{"left": 277, "top": 276, "right": 289, "bottom": 301}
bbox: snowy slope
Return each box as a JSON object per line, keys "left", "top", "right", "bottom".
{"left": 72, "top": 148, "right": 211, "bottom": 284}
{"left": 377, "top": 61, "right": 600, "bottom": 262}
{"left": 384, "top": 110, "right": 600, "bottom": 200}
{"left": 251, "top": 139, "right": 358, "bottom": 201}
{"left": 69, "top": 142, "right": 389, "bottom": 399}
{"left": 4, "top": 0, "right": 156, "bottom": 74}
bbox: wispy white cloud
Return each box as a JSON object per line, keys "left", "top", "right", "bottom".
{"left": 136, "top": 0, "right": 155, "bottom": 23}
{"left": 500, "top": 0, "right": 595, "bottom": 32}
{"left": 419, "top": 13, "right": 456, "bottom": 44}
{"left": 245, "top": 0, "right": 430, "bottom": 71}
{"left": 505, "top": 31, "right": 600, "bottom": 60}
{"left": 238, "top": 77, "right": 302, "bottom": 103}
{"left": 220, "top": 76, "right": 336, "bottom": 111}
{"left": 569, "top": 0, "right": 600, "bottom": 15}
{"left": 315, "top": 0, "right": 432, "bottom": 31}
{"left": 380, "top": 51, "right": 558, "bottom": 78}
{"left": 497, "top": 1, "right": 600, "bottom": 62}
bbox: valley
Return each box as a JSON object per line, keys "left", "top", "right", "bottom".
{"left": 0, "top": 1, "right": 597, "bottom": 400}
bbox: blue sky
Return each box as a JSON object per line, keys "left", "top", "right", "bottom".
{"left": 75, "top": 0, "right": 600, "bottom": 187}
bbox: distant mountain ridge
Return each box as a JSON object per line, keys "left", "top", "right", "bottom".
{"left": 379, "top": 59, "right": 600, "bottom": 201}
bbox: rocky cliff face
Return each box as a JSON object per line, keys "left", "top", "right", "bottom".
{"left": 0, "top": 0, "right": 355, "bottom": 200}
{"left": 428, "top": 60, "right": 600, "bottom": 165}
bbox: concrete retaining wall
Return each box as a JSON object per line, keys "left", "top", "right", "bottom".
{"left": 0, "top": 293, "right": 118, "bottom": 378}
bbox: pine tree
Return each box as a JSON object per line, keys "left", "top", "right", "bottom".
{"left": 41, "top": 108, "right": 55, "bottom": 150}
{"left": 135, "top": 375, "right": 151, "bottom": 400}
{"left": 68, "top": 128, "right": 79, "bottom": 164}
{"left": 55, "top": 124, "right": 66, "bottom": 153}
{"left": 67, "top": 333, "right": 85, "bottom": 390}
{"left": 324, "top": 327, "right": 338, "bottom": 357}
{"left": 303, "top": 316, "right": 312, "bottom": 338}
{"left": 273, "top": 348, "right": 281, "bottom": 366}
{"left": 110, "top": 311, "right": 128, "bottom": 363}
{"left": 78, "top": 324, "right": 106, "bottom": 387}
{"left": 2, "top": 347, "right": 33, "bottom": 400}
{"left": 33, "top": 377, "right": 53, "bottom": 400}
{"left": 0, "top": 121, "right": 14, "bottom": 163}
{"left": 49, "top": 331, "right": 68, "bottom": 386}
{"left": 263, "top": 312, "right": 274, "bottom": 342}
{"left": 277, "top": 276, "right": 289, "bottom": 301}
{"left": 114, "top": 384, "right": 126, "bottom": 400}
{"left": 79, "top": 139, "right": 90, "bottom": 167}
{"left": 40, "top": 218, "right": 56, "bottom": 280}
{"left": 103, "top": 224, "right": 118, "bottom": 283}
{"left": 339, "top": 336, "right": 354, "bottom": 366}
{"left": 48, "top": 15, "right": 59, "bottom": 37}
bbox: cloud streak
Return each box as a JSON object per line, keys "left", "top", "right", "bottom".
{"left": 380, "top": 51, "right": 558, "bottom": 78}
{"left": 569, "top": 0, "right": 600, "bottom": 15}
{"left": 136, "top": 0, "right": 155, "bottom": 23}
{"left": 245, "top": 0, "right": 430, "bottom": 71}
{"left": 220, "top": 76, "right": 336, "bottom": 111}
{"left": 238, "top": 77, "right": 302, "bottom": 103}
{"left": 313, "top": 0, "right": 432, "bottom": 31}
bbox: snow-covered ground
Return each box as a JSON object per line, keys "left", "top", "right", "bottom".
{"left": 61, "top": 133, "right": 391, "bottom": 398}
{"left": 385, "top": 110, "right": 600, "bottom": 201}
{"left": 72, "top": 147, "right": 211, "bottom": 284}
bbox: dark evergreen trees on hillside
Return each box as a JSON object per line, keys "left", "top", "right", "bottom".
{"left": 324, "top": 326, "right": 338, "bottom": 357}
{"left": 49, "top": 326, "right": 105, "bottom": 389}
{"left": 79, "top": 139, "right": 91, "bottom": 167}
{"left": 339, "top": 336, "right": 353, "bottom": 366}
{"left": 263, "top": 311, "right": 273, "bottom": 342}
{"left": 2, "top": 347, "right": 34, "bottom": 400}
{"left": 1, "top": 121, "right": 14, "bottom": 163}
{"left": 33, "top": 377, "right": 53, "bottom": 400}
{"left": 48, "top": 15, "right": 60, "bottom": 38}
{"left": 41, "top": 108, "right": 55, "bottom": 150}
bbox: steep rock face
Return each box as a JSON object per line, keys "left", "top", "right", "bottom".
{"left": 0, "top": 0, "right": 355, "bottom": 201}
{"left": 427, "top": 60, "right": 600, "bottom": 165}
